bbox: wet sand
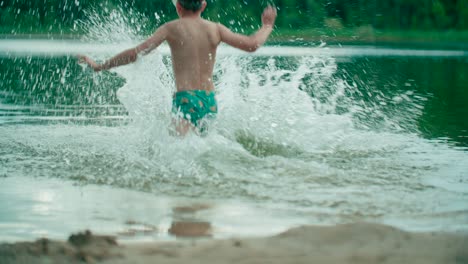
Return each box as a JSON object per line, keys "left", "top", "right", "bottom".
{"left": 1, "top": 222, "right": 467, "bottom": 264}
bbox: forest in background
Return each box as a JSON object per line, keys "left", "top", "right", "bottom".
{"left": 1, "top": 0, "right": 468, "bottom": 42}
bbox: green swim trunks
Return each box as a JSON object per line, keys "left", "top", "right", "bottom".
{"left": 172, "top": 90, "right": 218, "bottom": 126}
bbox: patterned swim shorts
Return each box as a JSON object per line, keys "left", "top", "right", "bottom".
{"left": 172, "top": 90, "right": 218, "bottom": 127}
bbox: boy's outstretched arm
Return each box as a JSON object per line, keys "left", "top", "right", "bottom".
{"left": 218, "top": 6, "right": 277, "bottom": 52}
{"left": 79, "top": 25, "right": 168, "bottom": 72}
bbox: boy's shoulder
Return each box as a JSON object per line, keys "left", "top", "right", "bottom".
{"left": 163, "top": 19, "right": 179, "bottom": 28}
{"left": 160, "top": 18, "right": 220, "bottom": 39}
{"left": 165, "top": 18, "right": 218, "bottom": 29}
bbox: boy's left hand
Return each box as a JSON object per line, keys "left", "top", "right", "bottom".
{"left": 77, "top": 55, "right": 102, "bottom": 72}
{"left": 261, "top": 6, "right": 277, "bottom": 27}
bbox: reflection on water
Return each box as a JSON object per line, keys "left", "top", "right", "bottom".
{"left": 0, "top": 177, "right": 300, "bottom": 242}
{"left": 169, "top": 222, "right": 212, "bottom": 237}
{"left": 169, "top": 204, "right": 213, "bottom": 237}
{"left": 32, "top": 194, "right": 53, "bottom": 216}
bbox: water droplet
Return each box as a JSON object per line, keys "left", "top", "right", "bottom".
{"left": 392, "top": 96, "right": 403, "bottom": 103}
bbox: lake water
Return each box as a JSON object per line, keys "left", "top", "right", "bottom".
{"left": 0, "top": 40, "right": 467, "bottom": 242}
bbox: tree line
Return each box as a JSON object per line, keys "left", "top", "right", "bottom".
{"left": 0, "top": 0, "right": 467, "bottom": 34}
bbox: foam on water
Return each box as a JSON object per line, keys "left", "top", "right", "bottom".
{"left": 1, "top": 7, "right": 468, "bottom": 239}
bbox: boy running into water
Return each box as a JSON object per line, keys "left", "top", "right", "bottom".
{"left": 79, "top": 0, "right": 277, "bottom": 136}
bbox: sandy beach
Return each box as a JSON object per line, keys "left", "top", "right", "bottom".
{"left": 1, "top": 222, "right": 467, "bottom": 264}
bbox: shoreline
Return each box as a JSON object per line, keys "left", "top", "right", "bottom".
{"left": 1, "top": 29, "right": 468, "bottom": 50}
{"left": 1, "top": 222, "right": 467, "bottom": 264}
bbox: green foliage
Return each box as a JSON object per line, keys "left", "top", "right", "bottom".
{"left": 457, "top": 0, "right": 468, "bottom": 29}
{"left": 0, "top": 0, "right": 467, "bottom": 35}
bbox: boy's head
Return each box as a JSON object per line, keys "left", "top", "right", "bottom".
{"left": 179, "top": 0, "right": 203, "bottom": 12}
{"left": 175, "top": 0, "right": 206, "bottom": 12}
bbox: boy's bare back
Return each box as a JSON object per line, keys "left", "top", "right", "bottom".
{"left": 164, "top": 18, "right": 220, "bottom": 92}
{"left": 138, "top": 4, "right": 276, "bottom": 93}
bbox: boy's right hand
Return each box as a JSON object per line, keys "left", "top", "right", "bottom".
{"left": 77, "top": 55, "right": 102, "bottom": 72}
{"left": 261, "top": 6, "right": 277, "bottom": 27}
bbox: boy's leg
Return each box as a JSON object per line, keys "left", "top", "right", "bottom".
{"left": 171, "top": 117, "right": 194, "bottom": 136}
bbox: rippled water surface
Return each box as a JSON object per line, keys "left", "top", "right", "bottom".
{"left": 1, "top": 40, "right": 467, "bottom": 242}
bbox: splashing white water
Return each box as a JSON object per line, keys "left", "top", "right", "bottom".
{"left": 72, "top": 7, "right": 433, "bottom": 180}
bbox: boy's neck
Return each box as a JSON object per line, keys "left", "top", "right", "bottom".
{"left": 179, "top": 11, "right": 202, "bottom": 18}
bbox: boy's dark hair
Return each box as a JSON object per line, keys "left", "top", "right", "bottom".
{"left": 178, "top": 0, "right": 203, "bottom": 12}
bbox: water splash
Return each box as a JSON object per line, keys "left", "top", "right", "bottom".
{"left": 37, "top": 6, "right": 431, "bottom": 181}
{"left": 75, "top": 5, "right": 154, "bottom": 43}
